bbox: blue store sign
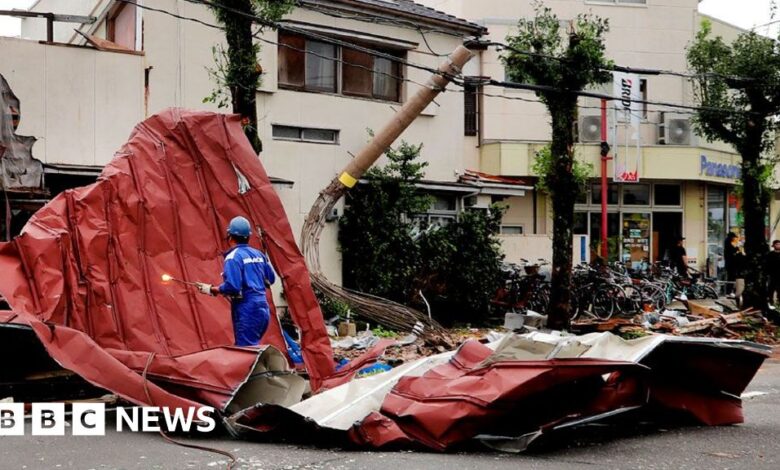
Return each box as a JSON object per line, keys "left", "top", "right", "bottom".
{"left": 700, "top": 155, "right": 740, "bottom": 180}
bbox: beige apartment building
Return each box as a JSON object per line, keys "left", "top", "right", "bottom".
{"left": 420, "top": 0, "right": 780, "bottom": 277}
{"left": 4, "top": 0, "right": 535, "bottom": 292}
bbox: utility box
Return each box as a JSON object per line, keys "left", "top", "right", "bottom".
{"left": 573, "top": 234, "right": 590, "bottom": 266}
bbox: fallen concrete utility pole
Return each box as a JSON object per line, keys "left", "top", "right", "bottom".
{"left": 301, "top": 45, "right": 474, "bottom": 334}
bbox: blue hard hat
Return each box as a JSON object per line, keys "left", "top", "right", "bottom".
{"left": 227, "top": 216, "right": 251, "bottom": 238}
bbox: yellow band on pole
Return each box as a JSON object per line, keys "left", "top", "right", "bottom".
{"left": 338, "top": 172, "right": 358, "bottom": 188}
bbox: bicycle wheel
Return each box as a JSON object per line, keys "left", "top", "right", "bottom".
{"left": 640, "top": 283, "right": 667, "bottom": 311}
{"left": 699, "top": 284, "right": 719, "bottom": 299}
{"left": 528, "top": 281, "right": 550, "bottom": 314}
{"left": 592, "top": 284, "right": 623, "bottom": 320}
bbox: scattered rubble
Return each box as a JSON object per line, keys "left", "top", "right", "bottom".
{"left": 572, "top": 298, "right": 779, "bottom": 344}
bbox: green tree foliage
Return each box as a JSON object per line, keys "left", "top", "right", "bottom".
{"left": 502, "top": 3, "right": 612, "bottom": 329}
{"left": 339, "top": 141, "right": 431, "bottom": 304}
{"left": 687, "top": 19, "right": 780, "bottom": 310}
{"left": 417, "top": 207, "right": 506, "bottom": 325}
{"left": 206, "top": 0, "right": 294, "bottom": 153}
{"left": 531, "top": 145, "right": 593, "bottom": 197}
{"left": 339, "top": 141, "right": 506, "bottom": 325}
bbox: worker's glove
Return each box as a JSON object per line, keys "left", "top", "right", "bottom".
{"left": 196, "top": 282, "right": 214, "bottom": 296}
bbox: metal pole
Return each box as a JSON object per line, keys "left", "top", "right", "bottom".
{"left": 600, "top": 98, "right": 609, "bottom": 260}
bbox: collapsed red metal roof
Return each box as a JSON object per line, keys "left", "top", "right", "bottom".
{"left": 0, "top": 109, "right": 337, "bottom": 408}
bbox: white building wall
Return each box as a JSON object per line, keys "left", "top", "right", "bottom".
{"left": 0, "top": 36, "right": 144, "bottom": 166}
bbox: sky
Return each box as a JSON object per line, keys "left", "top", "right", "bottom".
{"left": 0, "top": 0, "right": 36, "bottom": 37}
{"left": 0, "top": 0, "right": 777, "bottom": 37}
{"left": 699, "top": 0, "right": 779, "bottom": 37}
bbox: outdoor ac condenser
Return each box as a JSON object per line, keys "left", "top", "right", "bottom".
{"left": 578, "top": 114, "right": 603, "bottom": 143}
{"left": 658, "top": 112, "right": 693, "bottom": 145}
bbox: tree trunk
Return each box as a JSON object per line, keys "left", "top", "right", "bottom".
{"left": 546, "top": 102, "right": 578, "bottom": 330}
{"left": 222, "top": 0, "right": 262, "bottom": 154}
{"left": 740, "top": 148, "right": 769, "bottom": 310}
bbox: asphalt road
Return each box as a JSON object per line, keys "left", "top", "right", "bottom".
{"left": 3, "top": 360, "right": 779, "bottom": 470}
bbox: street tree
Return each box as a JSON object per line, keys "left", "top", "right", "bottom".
{"left": 502, "top": 5, "right": 611, "bottom": 329}
{"left": 687, "top": 20, "right": 780, "bottom": 310}
{"left": 206, "top": 0, "right": 294, "bottom": 153}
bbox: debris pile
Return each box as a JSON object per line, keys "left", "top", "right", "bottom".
{"left": 572, "top": 299, "right": 779, "bottom": 345}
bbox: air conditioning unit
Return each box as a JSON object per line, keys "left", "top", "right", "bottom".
{"left": 464, "top": 195, "right": 490, "bottom": 209}
{"left": 659, "top": 112, "right": 693, "bottom": 145}
{"left": 578, "top": 114, "right": 602, "bottom": 143}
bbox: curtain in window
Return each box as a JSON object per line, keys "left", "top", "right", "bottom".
{"left": 373, "top": 57, "right": 398, "bottom": 101}
{"left": 305, "top": 41, "right": 337, "bottom": 92}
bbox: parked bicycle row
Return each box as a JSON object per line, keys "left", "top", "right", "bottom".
{"left": 491, "top": 259, "right": 721, "bottom": 321}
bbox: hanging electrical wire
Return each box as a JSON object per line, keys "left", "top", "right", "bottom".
{"left": 120, "top": 0, "right": 761, "bottom": 117}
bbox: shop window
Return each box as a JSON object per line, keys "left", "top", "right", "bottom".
{"left": 623, "top": 184, "right": 650, "bottom": 205}
{"left": 272, "top": 125, "right": 339, "bottom": 144}
{"left": 591, "top": 183, "right": 618, "bottom": 205}
{"left": 279, "top": 33, "right": 402, "bottom": 102}
{"left": 501, "top": 225, "right": 524, "bottom": 235}
{"left": 654, "top": 183, "right": 681, "bottom": 206}
{"left": 107, "top": 3, "right": 137, "bottom": 50}
{"left": 589, "top": 212, "right": 620, "bottom": 262}
{"left": 573, "top": 212, "right": 588, "bottom": 235}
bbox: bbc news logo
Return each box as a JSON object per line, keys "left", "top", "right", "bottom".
{"left": 0, "top": 403, "right": 216, "bottom": 436}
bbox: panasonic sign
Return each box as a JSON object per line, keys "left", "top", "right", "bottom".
{"left": 700, "top": 155, "right": 741, "bottom": 180}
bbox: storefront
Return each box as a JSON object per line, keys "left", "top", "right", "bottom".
{"left": 574, "top": 181, "right": 684, "bottom": 270}
{"left": 705, "top": 184, "right": 743, "bottom": 277}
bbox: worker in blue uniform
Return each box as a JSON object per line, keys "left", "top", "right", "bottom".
{"left": 196, "top": 216, "right": 276, "bottom": 346}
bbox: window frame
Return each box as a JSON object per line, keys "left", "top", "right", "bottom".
{"left": 500, "top": 225, "right": 525, "bottom": 235}
{"left": 271, "top": 124, "right": 340, "bottom": 145}
{"left": 278, "top": 32, "right": 404, "bottom": 103}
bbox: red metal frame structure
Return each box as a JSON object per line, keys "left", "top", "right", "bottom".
{"left": 600, "top": 98, "right": 610, "bottom": 260}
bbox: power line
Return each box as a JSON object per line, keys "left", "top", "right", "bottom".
{"left": 122, "top": 0, "right": 759, "bottom": 117}
{"left": 484, "top": 79, "right": 760, "bottom": 116}
{"left": 118, "top": 0, "right": 438, "bottom": 93}
{"left": 182, "top": 0, "right": 457, "bottom": 77}
{"left": 292, "top": 2, "right": 769, "bottom": 84}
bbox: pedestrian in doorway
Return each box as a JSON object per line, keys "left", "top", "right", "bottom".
{"left": 767, "top": 240, "right": 780, "bottom": 306}
{"left": 724, "top": 232, "right": 739, "bottom": 295}
{"left": 669, "top": 236, "right": 688, "bottom": 277}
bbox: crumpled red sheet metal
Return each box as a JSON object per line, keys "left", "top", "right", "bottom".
{"left": 0, "top": 109, "right": 336, "bottom": 408}
{"left": 232, "top": 333, "right": 769, "bottom": 452}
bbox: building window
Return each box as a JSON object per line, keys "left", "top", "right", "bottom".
{"left": 591, "top": 183, "right": 619, "bottom": 205}
{"left": 501, "top": 225, "right": 524, "bottom": 235}
{"left": 107, "top": 3, "right": 137, "bottom": 50}
{"left": 464, "top": 83, "right": 478, "bottom": 136}
{"left": 412, "top": 194, "right": 458, "bottom": 227}
{"left": 654, "top": 183, "right": 681, "bottom": 206}
{"left": 622, "top": 184, "right": 650, "bottom": 205}
{"left": 639, "top": 79, "right": 648, "bottom": 118}
{"left": 279, "top": 33, "right": 402, "bottom": 102}
{"left": 591, "top": 0, "right": 646, "bottom": 4}
{"left": 272, "top": 125, "right": 339, "bottom": 144}
{"left": 305, "top": 41, "right": 337, "bottom": 92}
